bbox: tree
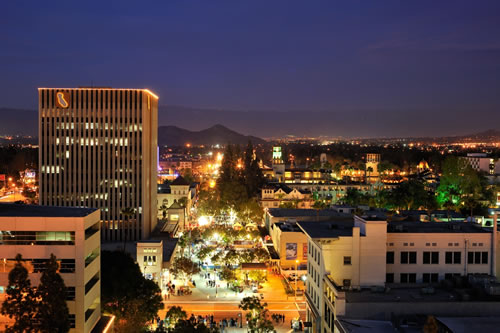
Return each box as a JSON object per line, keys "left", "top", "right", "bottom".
{"left": 219, "top": 266, "right": 236, "bottom": 282}
{"left": 1, "top": 254, "right": 38, "bottom": 333}
{"left": 243, "top": 141, "right": 265, "bottom": 198}
{"left": 170, "top": 256, "right": 200, "bottom": 285}
{"left": 343, "top": 189, "right": 364, "bottom": 206}
{"left": 37, "top": 254, "right": 70, "bottom": 333}
{"left": 237, "top": 198, "right": 263, "bottom": 225}
{"left": 248, "top": 271, "right": 267, "bottom": 286}
{"left": 312, "top": 200, "right": 328, "bottom": 221}
{"left": 165, "top": 305, "right": 187, "bottom": 328}
{"left": 101, "top": 251, "right": 163, "bottom": 331}
{"left": 181, "top": 168, "right": 195, "bottom": 184}
{"left": 365, "top": 166, "right": 373, "bottom": 184}
{"left": 160, "top": 201, "right": 168, "bottom": 220}
{"left": 196, "top": 246, "right": 215, "bottom": 263}
{"left": 390, "top": 180, "right": 430, "bottom": 210}
{"left": 239, "top": 296, "right": 274, "bottom": 333}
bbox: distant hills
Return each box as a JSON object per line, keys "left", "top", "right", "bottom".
{"left": 158, "top": 124, "right": 266, "bottom": 146}
{"left": 0, "top": 106, "right": 499, "bottom": 142}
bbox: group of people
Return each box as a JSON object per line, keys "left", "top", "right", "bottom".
{"left": 271, "top": 313, "right": 286, "bottom": 323}
{"left": 163, "top": 281, "right": 176, "bottom": 300}
{"left": 186, "top": 314, "right": 240, "bottom": 331}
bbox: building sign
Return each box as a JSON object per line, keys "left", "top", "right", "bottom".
{"left": 286, "top": 243, "right": 297, "bottom": 260}
{"left": 55, "top": 91, "right": 70, "bottom": 108}
{"left": 303, "top": 243, "right": 307, "bottom": 260}
{"left": 0, "top": 174, "right": 5, "bottom": 181}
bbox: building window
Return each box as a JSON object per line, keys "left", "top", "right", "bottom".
{"left": 386, "top": 273, "right": 394, "bottom": 283}
{"left": 401, "top": 273, "right": 416, "bottom": 283}
{"left": 343, "top": 256, "right": 351, "bottom": 265}
{"left": 445, "top": 273, "right": 461, "bottom": 280}
{"left": 423, "top": 273, "right": 439, "bottom": 283}
{"left": 445, "top": 251, "right": 461, "bottom": 264}
{"left": 401, "top": 251, "right": 416, "bottom": 264}
{"left": 468, "top": 251, "right": 488, "bottom": 264}
{"left": 386, "top": 251, "right": 394, "bottom": 264}
{"left": 423, "top": 251, "right": 439, "bottom": 264}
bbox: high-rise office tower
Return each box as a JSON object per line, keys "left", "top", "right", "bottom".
{"left": 38, "top": 88, "right": 158, "bottom": 241}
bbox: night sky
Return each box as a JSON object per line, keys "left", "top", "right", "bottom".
{"left": 1, "top": 1, "right": 500, "bottom": 137}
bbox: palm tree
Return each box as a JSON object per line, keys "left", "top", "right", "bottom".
{"left": 366, "top": 166, "right": 373, "bottom": 184}
{"left": 120, "top": 207, "right": 136, "bottom": 251}
{"left": 312, "top": 200, "right": 327, "bottom": 221}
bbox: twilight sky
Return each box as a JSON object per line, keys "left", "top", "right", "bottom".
{"left": 1, "top": 1, "right": 500, "bottom": 136}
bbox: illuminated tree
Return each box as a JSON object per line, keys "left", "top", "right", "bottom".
{"left": 170, "top": 257, "right": 200, "bottom": 285}
{"left": 165, "top": 306, "right": 187, "bottom": 328}
{"left": 239, "top": 296, "right": 274, "bottom": 333}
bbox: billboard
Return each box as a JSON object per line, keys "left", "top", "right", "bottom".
{"left": 286, "top": 243, "right": 297, "bottom": 260}
{"left": 303, "top": 243, "right": 308, "bottom": 260}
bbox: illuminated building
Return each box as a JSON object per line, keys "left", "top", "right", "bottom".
{"left": 365, "top": 153, "right": 380, "bottom": 182}
{"left": 463, "top": 153, "right": 500, "bottom": 175}
{"left": 261, "top": 184, "right": 314, "bottom": 209}
{"left": 299, "top": 216, "right": 500, "bottom": 333}
{"left": 38, "top": 88, "right": 158, "bottom": 241}
{"left": 0, "top": 204, "right": 101, "bottom": 333}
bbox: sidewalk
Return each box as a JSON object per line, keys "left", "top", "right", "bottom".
{"left": 166, "top": 269, "right": 305, "bottom": 303}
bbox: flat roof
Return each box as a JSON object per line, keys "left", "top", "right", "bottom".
{"left": 388, "top": 221, "right": 491, "bottom": 234}
{"left": 0, "top": 203, "right": 97, "bottom": 217}
{"left": 343, "top": 284, "right": 500, "bottom": 304}
{"left": 437, "top": 317, "right": 500, "bottom": 332}
{"left": 275, "top": 221, "right": 303, "bottom": 232}
{"left": 38, "top": 87, "right": 158, "bottom": 99}
{"left": 268, "top": 208, "right": 351, "bottom": 218}
{"left": 298, "top": 220, "right": 355, "bottom": 238}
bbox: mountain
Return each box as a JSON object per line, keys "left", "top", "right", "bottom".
{"left": 158, "top": 124, "right": 266, "bottom": 146}
{"left": 0, "top": 105, "right": 499, "bottom": 140}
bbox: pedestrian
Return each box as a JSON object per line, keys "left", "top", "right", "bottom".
{"left": 299, "top": 321, "right": 303, "bottom": 331}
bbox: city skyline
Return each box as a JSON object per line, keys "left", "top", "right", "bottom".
{"left": 1, "top": 1, "right": 500, "bottom": 137}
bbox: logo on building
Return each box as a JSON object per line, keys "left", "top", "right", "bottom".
{"left": 55, "top": 91, "right": 70, "bottom": 108}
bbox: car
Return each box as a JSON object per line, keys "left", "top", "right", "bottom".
{"left": 287, "top": 273, "right": 298, "bottom": 281}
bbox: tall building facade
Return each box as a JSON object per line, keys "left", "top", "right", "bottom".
{"left": 0, "top": 204, "right": 101, "bottom": 333}
{"left": 38, "top": 88, "right": 158, "bottom": 241}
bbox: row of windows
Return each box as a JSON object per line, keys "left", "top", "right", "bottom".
{"left": 387, "top": 273, "right": 462, "bottom": 284}
{"left": 0, "top": 231, "right": 75, "bottom": 245}
{"left": 387, "top": 251, "right": 488, "bottom": 265}
{"left": 308, "top": 242, "right": 321, "bottom": 266}
{"left": 388, "top": 242, "right": 485, "bottom": 247}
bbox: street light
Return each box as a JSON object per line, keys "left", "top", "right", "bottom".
{"left": 295, "top": 259, "right": 299, "bottom": 300}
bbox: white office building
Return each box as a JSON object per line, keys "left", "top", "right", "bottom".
{"left": 0, "top": 204, "right": 101, "bottom": 333}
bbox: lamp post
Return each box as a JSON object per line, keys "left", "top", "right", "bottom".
{"left": 295, "top": 259, "right": 299, "bottom": 300}
{"left": 214, "top": 268, "right": 218, "bottom": 297}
